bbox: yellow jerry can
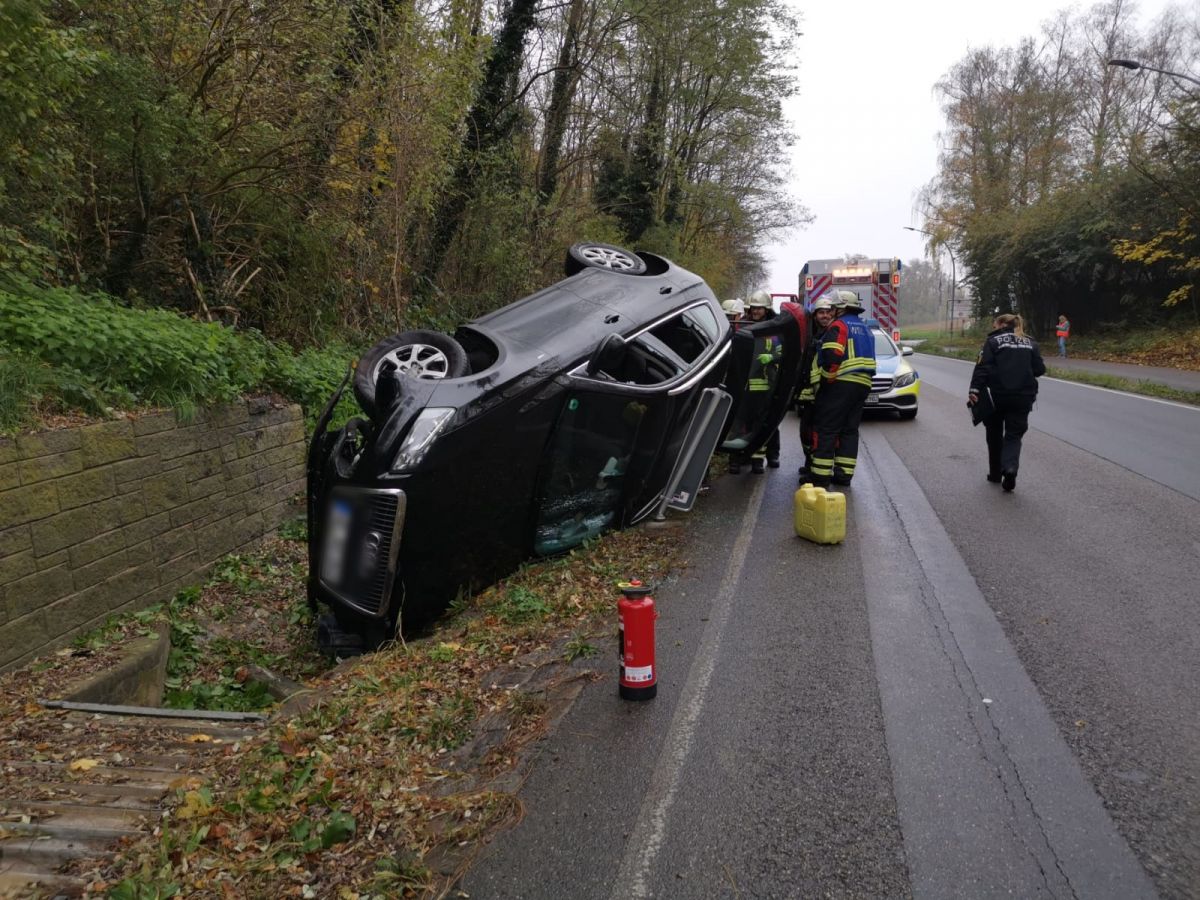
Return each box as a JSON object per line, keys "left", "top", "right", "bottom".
{"left": 793, "top": 483, "right": 846, "bottom": 545}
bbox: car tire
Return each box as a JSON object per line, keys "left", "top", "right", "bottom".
{"left": 564, "top": 241, "right": 647, "bottom": 277}
{"left": 899, "top": 408, "right": 918, "bottom": 420}
{"left": 354, "top": 330, "right": 469, "bottom": 416}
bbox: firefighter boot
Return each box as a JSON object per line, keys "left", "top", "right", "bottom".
{"left": 751, "top": 457, "right": 765, "bottom": 475}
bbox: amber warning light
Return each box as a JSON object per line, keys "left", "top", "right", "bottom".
{"left": 892, "top": 273, "right": 901, "bottom": 286}
{"left": 805, "top": 276, "right": 813, "bottom": 290}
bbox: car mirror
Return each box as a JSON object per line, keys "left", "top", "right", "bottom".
{"left": 587, "top": 333, "right": 627, "bottom": 378}
{"left": 901, "top": 346, "right": 914, "bottom": 356}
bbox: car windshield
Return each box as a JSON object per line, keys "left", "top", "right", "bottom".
{"left": 873, "top": 331, "right": 898, "bottom": 358}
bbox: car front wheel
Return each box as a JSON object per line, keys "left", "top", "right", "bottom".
{"left": 354, "top": 330, "right": 469, "bottom": 416}
{"left": 564, "top": 241, "right": 647, "bottom": 277}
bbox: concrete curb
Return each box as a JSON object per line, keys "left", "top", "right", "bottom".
{"left": 61, "top": 622, "right": 170, "bottom": 707}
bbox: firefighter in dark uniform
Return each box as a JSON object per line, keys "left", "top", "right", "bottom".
{"left": 744, "top": 290, "right": 781, "bottom": 473}
{"left": 796, "top": 293, "right": 836, "bottom": 484}
{"left": 968, "top": 312, "right": 1045, "bottom": 492}
{"left": 809, "top": 290, "right": 875, "bottom": 488}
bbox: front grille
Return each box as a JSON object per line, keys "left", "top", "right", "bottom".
{"left": 359, "top": 493, "right": 400, "bottom": 614}
{"left": 321, "top": 487, "right": 405, "bottom": 618}
{"left": 871, "top": 374, "right": 894, "bottom": 393}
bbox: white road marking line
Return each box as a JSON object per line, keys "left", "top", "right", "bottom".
{"left": 609, "top": 475, "right": 769, "bottom": 900}
{"left": 916, "top": 353, "right": 1200, "bottom": 412}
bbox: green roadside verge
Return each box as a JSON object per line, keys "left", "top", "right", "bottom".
{"left": 0, "top": 279, "right": 363, "bottom": 436}
{"left": 907, "top": 333, "right": 1200, "bottom": 407}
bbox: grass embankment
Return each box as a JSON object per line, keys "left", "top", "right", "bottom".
{"left": 0, "top": 280, "right": 362, "bottom": 435}
{"left": 903, "top": 325, "right": 1200, "bottom": 406}
{"left": 2, "top": 519, "right": 681, "bottom": 897}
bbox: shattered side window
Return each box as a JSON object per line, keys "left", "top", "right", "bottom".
{"left": 647, "top": 306, "right": 716, "bottom": 365}
{"left": 533, "top": 393, "right": 649, "bottom": 555}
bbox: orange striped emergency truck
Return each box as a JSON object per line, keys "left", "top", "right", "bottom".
{"left": 800, "top": 257, "right": 903, "bottom": 341}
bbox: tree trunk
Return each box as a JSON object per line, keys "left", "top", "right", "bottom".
{"left": 423, "top": 0, "right": 540, "bottom": 283}
{"left": 537, "top": 0, "right": 586, "bottom": 204}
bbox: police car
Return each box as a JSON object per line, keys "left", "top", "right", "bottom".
{"left": 866, "top": 326, "right": 919, "bottom": 419}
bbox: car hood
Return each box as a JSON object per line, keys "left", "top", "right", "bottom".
{"left": 875, "top": 355, "right": 913, "bottom": 377}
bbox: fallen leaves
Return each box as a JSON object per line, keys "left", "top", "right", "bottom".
{"left": 175, "top": 789, "right": 214, "bottom": 820}
{"left": 68, "top": 758, "right": 100, "bottom": 772}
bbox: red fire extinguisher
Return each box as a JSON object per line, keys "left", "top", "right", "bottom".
{"left": 618, "top": 580, "right": 657, "bottom": 700}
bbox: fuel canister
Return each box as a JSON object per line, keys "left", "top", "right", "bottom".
{"left": 794, "top": 483, "right": 846, "bottom": 545}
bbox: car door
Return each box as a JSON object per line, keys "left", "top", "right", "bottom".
{"left": 530, "top": 302, "right": 728, "bottom": 554}
{"left": 721, "top": 304, "right": 808, "bottom": 457}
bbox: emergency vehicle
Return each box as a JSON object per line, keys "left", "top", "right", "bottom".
{"left": 800, "top": 258, "right": 902, "bottom": 340}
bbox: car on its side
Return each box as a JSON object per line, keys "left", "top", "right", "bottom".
{"left": 306, "top": 242, "right": 806, "bottom": 653}
{"left": 866, "top": 327, "right": 920, "bottom": 419}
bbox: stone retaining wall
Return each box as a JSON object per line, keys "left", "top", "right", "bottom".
{"left": 0, "top": 399, "right": 306, "bottom": 671}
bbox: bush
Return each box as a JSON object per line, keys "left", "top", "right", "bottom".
{"left": 0, "top": 279, "right": 363, "bottom": 433}
{"left": 267, "top": 343, "right": 361, "bottom": 430}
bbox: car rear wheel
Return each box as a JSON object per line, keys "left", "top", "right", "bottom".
{"left": 564, "top": 241, "right": 647, "bottom": 277}
{"left": 354, "top": 330, "right": 469, "bottom": 416}
{"left": 899, "top": 408, "right": 918, "bottom": 420}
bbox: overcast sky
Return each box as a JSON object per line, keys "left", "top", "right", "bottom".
{"left": 762, "top": 0, "right": 1177, "bottom": 294}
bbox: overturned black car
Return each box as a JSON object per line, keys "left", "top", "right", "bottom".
{"left": 307, "top": 243, "right": 806, "bottom": 652}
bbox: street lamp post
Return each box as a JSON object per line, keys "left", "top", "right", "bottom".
{"left": 1107, "top": 58, "right": 1200, "bottom": 88}
{"left": 904, "top": 226, "right": 957, "bottom": 335}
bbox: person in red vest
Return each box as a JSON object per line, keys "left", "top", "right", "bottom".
{"left": 1055, "top": 314, "right": 1070, "bottom": 358}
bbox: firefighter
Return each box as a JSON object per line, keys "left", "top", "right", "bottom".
{"left": 722, "top": 298, "right": 745, "bottom": 326}
{"left": 743, "top": 290, "right": 781, "bottom": 473}
{"left": 796, "top": 293, "right": 837, "bottom": 484}
{"left": 809, "top": 290, "right": 876, "bottom": 488}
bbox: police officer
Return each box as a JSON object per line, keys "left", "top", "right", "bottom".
{"left": 968, "top": 312, "right": 1045, "bottom": 491}
{"left": 809, "top": 290, "right": 875, "bottom": 488}
{"left": 796, "top": 293, "right": 837, "bottom": 483}
{"left": 744, "top": 290, "right": 781, "bottom": 473}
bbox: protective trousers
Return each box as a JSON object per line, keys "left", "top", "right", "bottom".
{"left": 798, "top": 402, "right": 815, "bottom": 470}
{"left": 753, "top": 429, "right": 780, "bottom": 463}
{"left": 810, "top": 380, "right": 869, "bottom": 485}
{"left": 984, "top": 395, "right": 1033, "bottom": 475}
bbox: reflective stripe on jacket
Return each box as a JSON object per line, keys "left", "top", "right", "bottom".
{"left": 748, "top": 334, "right": 782, "bottom": 392}
{"left": 818, "top": 314, "right": 876, "bottom": 388}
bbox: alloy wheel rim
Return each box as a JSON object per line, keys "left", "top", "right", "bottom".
{"left": 376, "top": 344, "right": 451, "bottom": 380}
{"left": 580, "top": 246, "right": 638, "bottom": 270}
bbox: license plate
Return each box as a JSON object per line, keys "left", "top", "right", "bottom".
{"left": 322, "top": 498, "right": 352, "bottom": 585}
{"left": 866, "top": 393, "right": 880, "bottom": 404}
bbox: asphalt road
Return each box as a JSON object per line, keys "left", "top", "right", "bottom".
{"left": 462, "top": 364, "right": 1200, "bottom": 900}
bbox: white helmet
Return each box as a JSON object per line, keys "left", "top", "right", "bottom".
{"left": 811, "top": 294, "right": 836, "bottom": 311}
{"left": 721, "top": 298, "right": 745, "bottom": 316}
{"left": 747, "top": 289, "right": 772, "bottom": 309}
{"left": 833, "top": 290, "right": 864, "bottom": 312}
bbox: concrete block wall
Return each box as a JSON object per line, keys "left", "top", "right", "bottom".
{"left": 0, "top": 399, "right": 306, "bottom": 672}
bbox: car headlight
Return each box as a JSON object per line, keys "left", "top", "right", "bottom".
{"left": 894, "top": 371, "right": 917, "bottom": 388}
{"left": 391, "top": 408, "right": 454, "bottom": 472}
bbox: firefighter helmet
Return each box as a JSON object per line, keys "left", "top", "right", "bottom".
{"left": 721, "top": 298, "right": 744, "bottom": 317}
{"left": 811, "top": 294, "right": 836, "bottom": 311}
{"left": 833, "top": 290, "right": 864, "bottom": 312}
{"left": 747, "top": 290, "right": 772, "bottom": 309}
